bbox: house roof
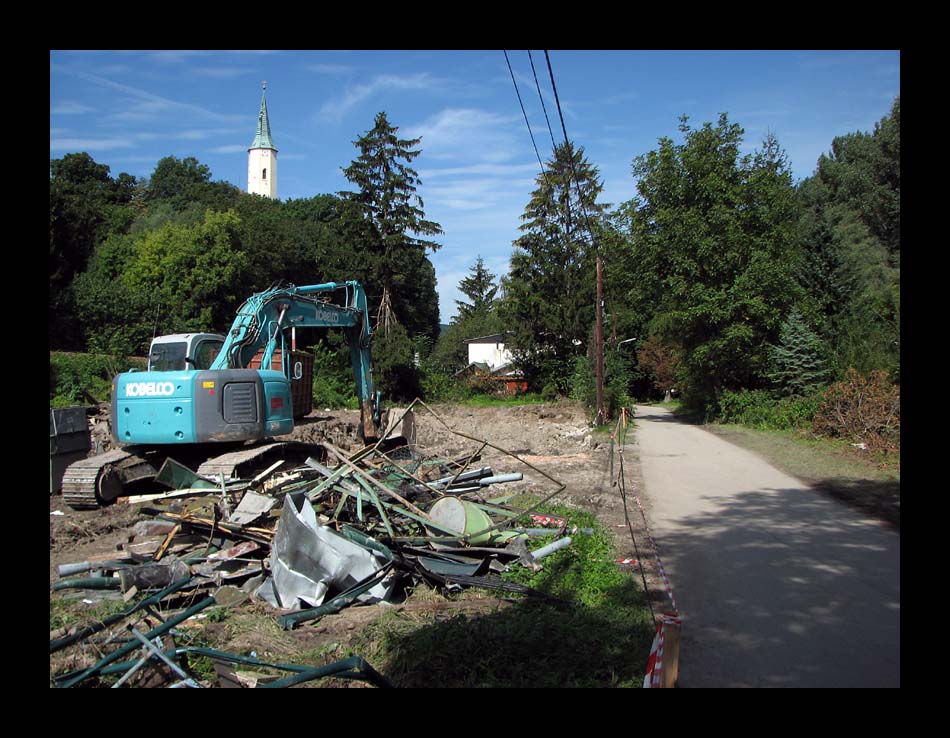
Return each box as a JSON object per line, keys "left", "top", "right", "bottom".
{"left": 463, "top": 333, "right": 506, "bottom": 344}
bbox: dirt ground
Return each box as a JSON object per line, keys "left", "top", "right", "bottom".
{"left": 50, "top": 401, "right": 672, "bottom": 681}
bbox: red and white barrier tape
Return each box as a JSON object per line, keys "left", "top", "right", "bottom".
{"left": 630, "top": 490, "right": 678, "bottom": 613}
{"left": 643, "top": 623, "right": 664, "bottom": 688}
{"left": 530, "top": 514, "right": 565, "bottom": 527}
{"left": 642, "top": 614, "right": 682, "bottom": 688}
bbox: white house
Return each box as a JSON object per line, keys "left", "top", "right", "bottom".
{"left": 464, "top": 334, "right": 513, "bottom": 371}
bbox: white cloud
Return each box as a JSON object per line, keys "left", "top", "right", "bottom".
{"left": 55, "top": 66, "right": 244, "bottom": 125}
{"left": 319, "top": 73, "right": 437, "bottom": 121}
{"left": 51, "top": 101, "right": 94, "bottom": 115}
{"left": 192, "top": 66, "right": 251, "bottom": 79}
{"left": 50, "top": 137, "right": 136, "bottom": 151}
{"left": 210, "top": 144, "right": 248, "bottom": 154}
{"left": 405, "top": 108, "right": 526, "bottom": 164}
{"left": 307, "top": 63, "right": 353, "bottom": 75}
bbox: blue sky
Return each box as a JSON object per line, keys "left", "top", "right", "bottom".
{"left": 50, "top": 49, "right": 900, "bottom": 322}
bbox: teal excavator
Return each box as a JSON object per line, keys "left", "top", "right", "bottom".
{"left": 62, "top": 281, "right": 380, "bottom": 509}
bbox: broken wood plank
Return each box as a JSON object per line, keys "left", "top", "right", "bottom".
{"left": 153, "top": 523, "right": 182, "bottom": 562}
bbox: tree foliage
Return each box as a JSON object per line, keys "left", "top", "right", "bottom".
{"left": 617, "top": 115, "right": 801, "bottom": 409}
{"left": 432, "top": 257, "right": 504, "bottom": 373}
{"left": 795, "top": 96, "right": 900, "bottom": 381}
{"left": 502, "top": 142, "right": 608, "bottom": 393}
{"left": 121, "top": 209, "right": 249, "bottom": 337}
{"left": 50, "top": 153, "right": 138, "bottom": 348}
{"left": 339, "top": 111, "right": 443, "bottom": 341}
{"left": 146, "top": 155, "right": 240, "bottom": 213}
{"left": 767, "top": 309, "right": 831, "bottom": 397}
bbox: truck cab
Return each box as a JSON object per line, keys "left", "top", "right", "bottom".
{"left": 148, "top": 334, "right": 225, "bottom": 372}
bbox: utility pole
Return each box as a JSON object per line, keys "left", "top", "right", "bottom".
{"left": 595, "top": 254, "right": 604, "bottom": 426}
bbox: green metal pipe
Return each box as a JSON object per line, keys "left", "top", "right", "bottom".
{"left": 55, "top": 595, "right": 215, "bottom": 688}
{"left": 52, "top": 576, "right": 119, "bottom": 591}
{"left": 101, "top": 648, "right": 392, "bottom": 688}
{"left": 50, "top": 576, "right": 194, "bottom": 654}
{"left": 260, "top": 656, "right": 393, "bottom": 689}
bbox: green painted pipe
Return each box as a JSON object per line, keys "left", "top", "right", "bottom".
{"left": 52, "top": 576, "right": 119, "bottom": 591}
{"left": 55, "top": 595, "right": 215, "bottom": 688}
{"left": 261, "top": 656, "right": 393, "bottom": 689}
{"left": 50, "top": 576, "right": 193, "bottom": 654}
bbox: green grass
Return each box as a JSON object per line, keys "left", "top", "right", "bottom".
{"left": 706, "top": 423, "right": 900, "bottom": 528}
{"left": 50, "top": 596, "right": 128, "bottom": 632}
{"left": 348, "top": 501, "right": 656, "bottom": 688}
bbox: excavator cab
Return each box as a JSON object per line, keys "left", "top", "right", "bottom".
{"left": 148, "top": 334, "right": 225, "bottom": 372}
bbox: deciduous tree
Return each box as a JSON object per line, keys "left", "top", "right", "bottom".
{"left": 619, "top": 115, "right": 801, "bottom": 408}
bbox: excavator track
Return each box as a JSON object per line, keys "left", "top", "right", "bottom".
{"left": 61, "top": 441, "right": 329, "bottom": 510}
{"left": 61, "top": 447, "right": 161, "bottom": 510}
{"left": 197, "top": 441, "right": 326, "bottom": 480}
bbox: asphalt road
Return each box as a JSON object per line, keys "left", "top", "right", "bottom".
{"left": 633, "top": 405, "right": 900, "bottom": 688}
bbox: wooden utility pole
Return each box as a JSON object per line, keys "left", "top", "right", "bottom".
{"left": 595, "top": 255, "right": 604, "bottom": 426}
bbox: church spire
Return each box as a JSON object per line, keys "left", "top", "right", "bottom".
{"left": 247, "top": 81, "right": 278, "bottom": 198}
{"left": 250, "top": 81, "right": 276, "bottom": 151}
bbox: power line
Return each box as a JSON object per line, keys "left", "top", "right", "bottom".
{"left": 504, "top": 50, "right": 546, "bottom": 175}
{"left": 543, "top": 50, "right": 603, "bottom": 247}
{"left": 528, "top": 50, "right": 558, "bottom": 154}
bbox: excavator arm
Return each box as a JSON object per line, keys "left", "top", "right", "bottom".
{"left": 213, "top": 281, "right": 379, "bottom": 440}
{"left": 112, "top": 281, "right": 380, "bottom": 447}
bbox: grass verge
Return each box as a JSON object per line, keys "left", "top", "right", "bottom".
{"left": 346, "top": 502, "right": 655, "bottom": 687}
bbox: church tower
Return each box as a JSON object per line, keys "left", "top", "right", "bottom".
{"left": 247, "top": 82, "right": 277, "bottom": 198}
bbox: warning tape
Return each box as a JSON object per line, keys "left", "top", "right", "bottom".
{"left": 611, "top": 408, "right": 683, "bottom": 687}
{"left": 643, "top": 623, "right": 664, "bottom": 688}
{"left": 530, "top": 514, "right": 565, "bottom": 527}
{"left": 628, "top": 487, "right": 678, "bottom": 613}
{"left": 642, "top": 614, "right": 682, "bottom": 688}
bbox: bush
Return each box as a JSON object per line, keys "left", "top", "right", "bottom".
{"left": 715, "top": 388, "right": 824, "bottom": 430}
{"left": 419, "top": 368, "right": 472, "bottom": 403}
{"left": 812, "top": 369, "right": 900, "bottom": 454}
{"left": 309, "top": 343, "right": 358, "bottom": 410}
{"left": 50, "top": 352, "right": 146, "bottom": 406}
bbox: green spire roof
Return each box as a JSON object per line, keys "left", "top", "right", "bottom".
{"left": 250, "top": 84, "right": 276, "bottom": 151}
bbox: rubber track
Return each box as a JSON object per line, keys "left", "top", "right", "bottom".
{"left": 61, "top": 448, "right": 132, "bottom": 510}
{"left": 196, "top": 441, "right": 325, "bottom": 480}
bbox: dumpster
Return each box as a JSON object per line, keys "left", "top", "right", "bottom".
{"left": 50, "top": 406, "right": 91, "bottom": 494}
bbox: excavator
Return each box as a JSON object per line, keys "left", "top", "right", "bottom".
{"left": 62, "top": 281, "right": 380, "bottom": 510}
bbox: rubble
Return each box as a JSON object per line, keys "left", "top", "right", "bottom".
{"left": 50, "top": 399, "right": 582, "bottom": 688}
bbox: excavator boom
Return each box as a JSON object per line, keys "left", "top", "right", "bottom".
{"left": 64, "top": 281, "right": 379, "bottom": 509}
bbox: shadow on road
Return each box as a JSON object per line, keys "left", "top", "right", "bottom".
{"left": 655, "top": 485, "right": 900, "bottom": 688}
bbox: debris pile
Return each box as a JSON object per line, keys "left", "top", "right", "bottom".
{"left": 51, "top": 400, "right": 579, "bottom": 688}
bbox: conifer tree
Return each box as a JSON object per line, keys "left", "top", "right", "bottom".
{"left": 502, "top": 142, "right": 608, "bottom": 392}
{"left": 767, "top": 310, "right": 830, "bottom": 396}
{"left": 455, "top": 256, "right": 499, "bottom": 323}
{"left": 340, "top": 111, "right": 442, "bottom": 340}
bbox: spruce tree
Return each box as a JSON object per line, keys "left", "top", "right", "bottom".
{"left": 340, "top": 111, "right": 442, "bottom": 340}
{"left": 455, "top": 256, "right": 499, "bottom": 323}
{"left": 768, "top": 310, "right": 831, "bottom": 396}
{"left": 502, "top": 141, "right": 608, "bottom": 393}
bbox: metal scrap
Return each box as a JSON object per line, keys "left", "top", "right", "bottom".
{"left": 51, "top": 398, "right": 584, "bottom": 687}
